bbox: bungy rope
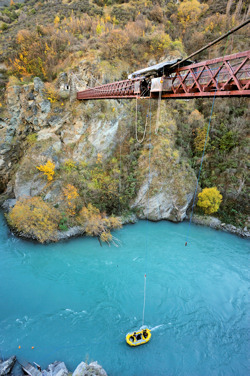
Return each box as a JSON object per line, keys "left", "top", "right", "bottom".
{"left": 185, "top": 36, "right": 229, "bottom": 246}
{"left": 155, "top": 79, "right": 163, "bottom": 134}
{"left": 135, "top": 97, "right": 148, "bottom": 144}
{"left": 142, "top": 98, "right": 152, "bottom": 327}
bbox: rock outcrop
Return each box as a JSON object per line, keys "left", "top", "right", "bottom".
{"left": 0, "top": 356, "right": 16, "bottom": 375}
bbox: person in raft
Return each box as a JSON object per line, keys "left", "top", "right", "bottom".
{"left": 143, "top": 329, "right": 148, "bottom": 338}
{"left": 129, "top": 332, "right": 137, "bottom": 342}
{"left": 136, "top": 333, "right": 142, "bottom": 340}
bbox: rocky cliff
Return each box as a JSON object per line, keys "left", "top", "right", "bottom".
{"left": 0, "top": 71, "right": 198, "bottom": 241}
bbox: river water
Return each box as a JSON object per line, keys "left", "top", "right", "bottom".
{"left": 0, "top": 212, "right": 249, "bottom": 376}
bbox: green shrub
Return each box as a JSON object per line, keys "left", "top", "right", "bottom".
{"left": 26, "top": 133, "right": 38, "bottom": 146}
{"left": 0, "top": 23, "right": 8, "bottom": 31}
{"left": 59, "top": 214, "right": 69, "bottom": 231}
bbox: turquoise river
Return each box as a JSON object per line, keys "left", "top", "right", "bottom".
{"left": 0, "top": 212, "right": 249, "bottom": 376}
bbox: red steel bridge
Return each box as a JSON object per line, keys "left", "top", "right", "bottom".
{"left": 77, "top": 50, "right": 250, "bottom": 100}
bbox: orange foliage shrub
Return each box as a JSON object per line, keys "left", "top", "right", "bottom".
{"left": 7, "top": 197, "right": 60, "bottom": 243}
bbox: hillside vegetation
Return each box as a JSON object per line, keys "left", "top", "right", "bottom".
{"left": 0, "top": 0, "right": 249, "bottom": 241}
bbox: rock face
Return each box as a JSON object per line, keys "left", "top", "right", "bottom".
{"left": 0, "top": 356, "right": 16, "bottom": 375}
{"left": 0, "top": 76, "right": 127, "bottom": 196}
{"left": 133, "top": 173, "right": 196, "bottom": 222}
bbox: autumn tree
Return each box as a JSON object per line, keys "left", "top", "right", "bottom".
{"left": 178, "top": 0, "right": 208, "bottom": 30}
{"left": 10, "top": 29, "right": 47, "bottom": 79}
{"left": 9, "top": 27, "right": 71, "bottom": 81}
{"left": 88, "top": 155, "right": 121, "bottom": 213}
{"left": 77, "top": 203, "right": 122, "bottom": 244}
{"left": 197, "top": 187, "right": 222, "bottom": 214}
{"left": 194, "top": 125, "right": 209, "bottom": 153}
{"left": 7, "top": 197, "right": 60, "bottom": 243}
{"left": 62, "top": 184, "right": 79, "bottom": 216}
{"left": 101, "top": 30, "right": 129, "bottom": 60}
{"left": 54, "top": 15, "right": 60, "bottom": 27}
{"left": 36, "top": 160, "right": 55, "bottom": 181}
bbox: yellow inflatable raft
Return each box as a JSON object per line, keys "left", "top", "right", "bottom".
{"left": 126, "top": 328, "right": 151, "bottom": 347}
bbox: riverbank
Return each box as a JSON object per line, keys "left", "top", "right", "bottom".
{"left": 190, "top": 213, "right": 250, "bottom": 238}
{"left": 1, "top": 203, "right": 249, "bottom": 243}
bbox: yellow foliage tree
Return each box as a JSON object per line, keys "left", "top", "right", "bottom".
{"left": 96, "top": 23, "right": 104, "bottom": 35}
{"left": 62, "top": 184, "right": 79, "bottom": 216}
{"left": 178, "top": 0, "right": 208, "bottom": 29}
{"left": 45, "top": 83, "right": 59, "bottom": 103}
{"left": 36, "top": 160, "right": 55, "bottom": 181}
{"left": 7, "top": 197, "right": 60, "bottom": 243}
{"left": 194, "top": 126, "right": 209, "bottom": 153}
{"left": 54, "top": 15, "right": 60, "bottom": 26}
{"left": 11, "top": 30, "right": 47, "bottom": 79}
{"left": 197, "top": 187, "right": 222, "bottom": 215}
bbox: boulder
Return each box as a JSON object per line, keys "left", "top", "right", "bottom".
{"left": 27, "top": 92, "right": 35, "bottom": 101}
{"left": 121, "top": 213, "right": 138, "bottom": 224}
{"left": 72, "top": 362, "right": 87, "bottom": 376}
{"left": 40, "top": 100, "right": 51, "bottom": 114}
{"left": 42, "top": 361, "right": 68, "bottom": 376}
{"left": 0, "top": 355, "right": 16, "bottom": 375}
{"left": 10, "top": 361, "right": 25, "bottom": 375}
{"left": 2, "top": 198, "right": 16, "bottom": 212}
{"left": 132, "top": 173, "right": 196, "bottom": 222}
{"left": 57, "top": 226, "right": 85, "bottom": 241}
{"left": 14, "top": 172, "right": 47, "bottom": 199}
{"left": 88, "top": 361, "right": 107, "bottom": 376}
{"left": 72, "top": 361, "right": 108, "bottom": 376}
{"left": 33, "top": 77, "right": 44, "bottom": 93}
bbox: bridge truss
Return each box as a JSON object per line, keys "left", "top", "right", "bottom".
{"left": 77, "top": 50, "right": 250, "bottom": 100}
